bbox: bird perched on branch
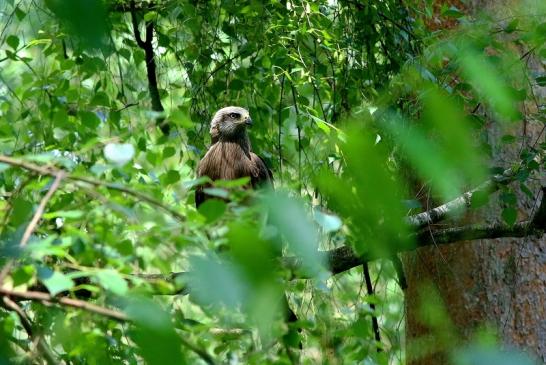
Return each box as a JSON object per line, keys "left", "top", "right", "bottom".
{"left": 195, "top": 106, "right": 300, "bottom": 350}
{"left": 195, "top": 106, "right": 272, "bottom": 207}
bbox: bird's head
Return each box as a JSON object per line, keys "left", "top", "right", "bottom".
{"left": 210, "top": 106, "right": 253, "bottom": 141}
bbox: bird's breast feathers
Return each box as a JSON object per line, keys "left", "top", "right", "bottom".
{"left": 198, "top": 141, "right": 256, "bottom": 181}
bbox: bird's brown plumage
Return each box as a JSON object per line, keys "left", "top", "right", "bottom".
{"left": 196, "top": 106, "right": 272, "bottom": 208}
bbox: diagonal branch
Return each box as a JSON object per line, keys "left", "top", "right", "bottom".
{"left": 406, "top": 170, "right": 513, "bottom": 228}
{"left": 0, "top": 172, "right": 64, "bottom": 286}
{"left": 406, "top": 149, "right": 543, "bottom": 229}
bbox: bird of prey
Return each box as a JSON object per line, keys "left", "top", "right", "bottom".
{"left": 195, "top": 106, "right": 272, "bottom": 207}
{"left": 195, "top": 106, "right": 300, "bottom": 346}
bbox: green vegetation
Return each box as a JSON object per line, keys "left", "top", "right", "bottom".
{"left": 0, "top": 0, "right": 544, "bottom": 364}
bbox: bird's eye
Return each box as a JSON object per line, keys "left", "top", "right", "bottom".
{"left": 229, "top": 113, "right": 240, "bottom": 119}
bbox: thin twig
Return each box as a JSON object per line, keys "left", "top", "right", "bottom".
{"left": 0, "top": 287, "right": 128, "bottom": 322}
{"left": 20, "top": 172, "right": 64, "bottom": 249}
{"left": 2, "top": 297, "right": 59, "bottom": 365}
{"left": 363, "top": 263, "right": 382, "bottom": 352}
{"left": 0, "top": 155, "right": 185, "bottom": 221}
{"left": 0, "top": 172, "right": 64, "bottom": 285}
{"left": 278, "top": 74, "right": 285, "bottom": 181}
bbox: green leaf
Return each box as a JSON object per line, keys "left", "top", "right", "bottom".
{"left": 264, "top": 192, "right": 326, "bottom": 277}
{"left": 42, "top": 210, "right": 84, "bottom": 220}
{"left": 80, "top": 111, "right": 101, "bottom": 129}
{"left": 6, "top": 35, "right": 19, "bottom": 50}
{"left": 213, "top": 177, "right": 250, "bottom": 188}
{"left": 161, "top": 170, "right": 180, "bottom": 185}
{"left": 442, "top": 6, "right": 464, "bottom": 18}
{"left": 126, "top": 299, "right": 185, "bottom": 365}
{"left": 197, "top": 199, "right": 226, "bottom": 223}
{"left": 144, "top": 11, "right": 157, "bottom": 22}
{"left": 500, "top": 191, "right": 517, "bottom": 205}
{"left": 230, "top": 79, "right": 244, "bottom": 91}
{"left": 15, "top": 6, "right": 26, "bottom": 20}
{"left": 501, "top": 207, "right": 517, "bottom": 226}
{"left": 10, "top": 197, "right": 33, "bottom": 227}
{"left": 501, "top": 135, "right": 516, "bottom": 144}
{"left": 162, "top": 146, "right": 176, "bottom": 159}
{"left": 459, "top": 50, "right": 517, "bottom": 121}
{"left": 11, "top": 265, "right": 36, "bottom": 287}
{"left": 202, "top": 187, "right": 229, "bottom": 199}
{"left": 187, "top": 255, "right": 247, "bottom": 309}
{"left": 504, "top": 18, "right": 519, "bottom": 33}
{"left": 95, "top": 270, "right": 128, "bottom": 295}
{"left": 37, "top": 267, "right": 74, "bottom": 296}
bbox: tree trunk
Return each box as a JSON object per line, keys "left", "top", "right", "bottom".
{"left": 403, "top": 2, "right": 546, "bottom": 364}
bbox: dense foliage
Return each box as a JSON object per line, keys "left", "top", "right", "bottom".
{"left": 0, "top": 0, "right": 545, "bottom": 364}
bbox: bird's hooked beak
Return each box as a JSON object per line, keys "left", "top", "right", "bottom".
{"left": 243, "top": 115, "right": 253, "bottom": 126}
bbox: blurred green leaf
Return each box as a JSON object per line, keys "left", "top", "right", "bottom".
{"left": 95, "top": 270, "right": 128, "bottom": 296}
{"left": 161, "top": 170, "right": 181, "bottom": 185}
{"left": 126, "top": 299, "right": 186, "bottom": 365}
{"left": 45, "top": 0, "right": 110, "bottom": 50}
{"left": 10, "top": 197, "right": 33, "bottom": 227}
{"left": 197, "top": 199, "right": 226, "bottom": 223}
{"left": 501, "top": 207, "right": 517, "bottom": 226}
{"left": 314, "top": 209, "right": 342, "bottom": 233}
{"left": 187, "top": 255, "right": 248, "bottom": 309}
{"left": 264, "top": 192, "right": 326, "bottom": 277}
{"left": 452, "top": 345, "right": 536, "bottom": 365}
{"left": 459, "top": 48, "right": 517, "bottom": 121}
{"left": 37, "top": 267, "right": 74, "bottom": 296}
{"left": 6, "top": 35, "right": 19, "bottom": 50}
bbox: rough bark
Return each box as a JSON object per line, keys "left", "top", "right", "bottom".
{"left": 403, "top": 2, "right": 546, "bottom": 364}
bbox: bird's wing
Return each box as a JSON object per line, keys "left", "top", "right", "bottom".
{"left": 250, "top": 152, "right": 273, "bottom": 188}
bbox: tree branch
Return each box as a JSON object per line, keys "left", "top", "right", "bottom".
{"left": 136, "top": 215, "right": 545, "bottom": 290}
{"left": 0, "top": 287, "right": 128, "bottom": 322}
{"left": 405, "top": 155, "right": 542, "bottom": 228}
{"left": 0, "top": 155, "right": 185, "bottom": 221}
{"left": 0, "top": 172, "right": 64, "bottom": 286}
{"left": 1, "top": 297, "right": 59, "bottom": 365}
{"left": 130, "top": 1, "right": 169, "bottom": 135}
{"left": 0, "top": 288, "right": 218, "bottom": 364}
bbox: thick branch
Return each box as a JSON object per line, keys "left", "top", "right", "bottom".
{"left": 137, "top": 217, "right": 544, "bottom": 290}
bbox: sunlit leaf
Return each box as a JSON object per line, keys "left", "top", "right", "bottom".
{"left": 37, "top": 267, "right": 74, "bottom": 296}
{"left": 104, "top": 143, "right": 135, "bottom": 166}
